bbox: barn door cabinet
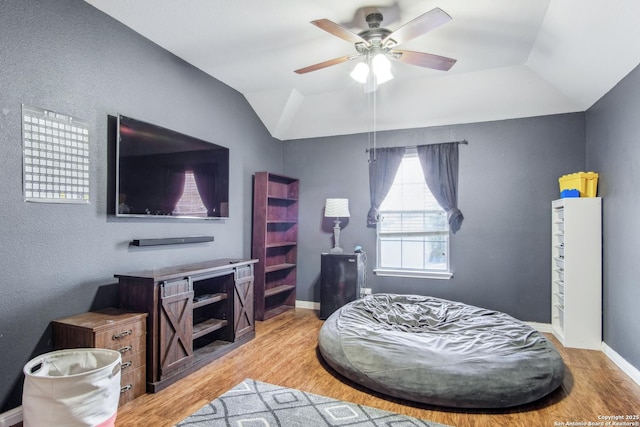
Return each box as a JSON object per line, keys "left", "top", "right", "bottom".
{"left": 117, "top": 258, "right": 257, "bottom": 392}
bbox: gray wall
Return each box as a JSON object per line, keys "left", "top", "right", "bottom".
{"left": 0, "top": 0, "right": 282, "bottom": 411}
{"left": 586, "top": 63, "right": 640, "bottom": 370}
{"left": 284, "top": 113, "right": 586, "bottom": 321}
{"left": 3, "top": 0, "right": 639, "bottom": 414}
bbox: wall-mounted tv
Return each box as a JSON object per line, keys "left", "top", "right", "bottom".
{"left": 116, "top": 114, "right": 229, "bottom": 219}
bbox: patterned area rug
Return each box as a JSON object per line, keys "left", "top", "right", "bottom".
{"left": 175, "top": 378, "right": 450, "bottom": 426}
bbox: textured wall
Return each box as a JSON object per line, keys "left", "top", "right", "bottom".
{"left": 0, "top": 0, "right": 282, "bottom": 411}
{"left": 586, "top": 63, "right": 640, "bottom": 370}
{"left": 284, "top": 113, "right": 586, "bottom": 322}
{"left": 4, "top": 0, "right": 638, "bottom": 415}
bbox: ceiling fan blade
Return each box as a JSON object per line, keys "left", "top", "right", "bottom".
{"left": 294, "top": 55, "right": 354, "bottom": 74}
{"left": 383, "top": 7, "right": 452, "bottom": 46}
{"left": 391, "top": 50, "right": 457, "bottom": 71}
{"left": 311, "top": 19, "right": 370, "bottom": 46}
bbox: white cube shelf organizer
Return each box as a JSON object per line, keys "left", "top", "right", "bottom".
{"left": 551, "top": 197, "right": 602, "bottom": 349}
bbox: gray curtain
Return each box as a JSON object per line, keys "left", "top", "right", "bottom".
{"left": 367, "top": 147, "right": 405, "bottom": 228}
{"left": 417, "top": 143, "right": 464, "bottom": 233}
{"left": 193, "top": 163, "right": 217, "bottom": 216}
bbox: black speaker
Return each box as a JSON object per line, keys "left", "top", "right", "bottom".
{"left": 319, "top": 253, "right": 365, "bottom": 320}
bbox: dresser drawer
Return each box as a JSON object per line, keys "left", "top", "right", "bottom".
{"left": 119, "top": 365, "right": 146, "bottom": 406}
{"left": 94, "top": 318, "right": 146, "bottom": 350}
{"left": 120, "top": 347, "right": 145, "bottom": 371}
{"left": 97, "top": 327, "right": 146, "bottom": 355}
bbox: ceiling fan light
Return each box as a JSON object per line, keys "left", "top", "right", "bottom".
{"left": 350, "top": 62, "right": 370, "bottom": 83}
{"left": 372, "top": 53, "right": 391, "bottom": 72}
{"left": 371, "top": 53, "right": 393, "bottom": 84}
{"left": 375, "top": 68, "right": 393, "bottom": 85}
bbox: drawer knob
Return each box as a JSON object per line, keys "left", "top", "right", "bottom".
{"left": 121, "top": 361, "right": 132, "bottom": 370}
{"left": 112, "top": 330, "right": 132, "bottom": 340}
{"left": 118, "top": 345, "right": 133, "bottom": 354}
{"left": 120, "top": 384, "right": 132, "bottom": 394}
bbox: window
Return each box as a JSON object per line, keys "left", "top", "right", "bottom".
{"left": 173, "top": 171, "right": 207, "bottom": 217}
{"left": 375, "top": 149, "right": 452, "bottom": 279}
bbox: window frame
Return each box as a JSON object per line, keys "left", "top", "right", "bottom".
{"left": 373, "top": 150, "right": 453, "bottom": 280}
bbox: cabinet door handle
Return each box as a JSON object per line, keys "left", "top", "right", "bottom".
{"left": 120, "top": 384, "right": 132, "bottom": 394}
{"left": 112, "top": 330, "right": 132, "bottom": 340}
{"left": 118, "top": 345, "right": 133, "bottom": 354}
{"left": 121, "top": 361, "right": 132, "bottom": 370}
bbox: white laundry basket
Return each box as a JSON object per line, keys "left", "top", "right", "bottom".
{"left": 23, "top": 348, "right": 122, "bottom": 427}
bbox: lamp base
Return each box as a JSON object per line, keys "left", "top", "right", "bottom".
{"left": 331, "top": 220, "right": 344, "bottom": 254}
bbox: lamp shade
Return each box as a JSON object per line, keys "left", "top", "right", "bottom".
{"left": 324, "top": 198, "right": 350, "bottom": 218}
{"left": 372, "top": 54, "right": 393, "bottom": 84}
{"left": 350, "top": 62, "right": 370, "bottom": 84}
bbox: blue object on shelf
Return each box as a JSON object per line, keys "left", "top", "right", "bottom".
{"left": 561, "top": 189, "right": 580, "bottom": 198}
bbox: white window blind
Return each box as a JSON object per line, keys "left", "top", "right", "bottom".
{"left": 376, "top": 150, "right": 451, "bottom": 277}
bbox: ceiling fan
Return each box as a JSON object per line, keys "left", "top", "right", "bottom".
{"left": 294, "top": 7, "right": 457, "bottom": 81}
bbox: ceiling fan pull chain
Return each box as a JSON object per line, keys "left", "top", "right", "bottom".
{"left": 372, "top": 88, "right": 377, "bottom": 161}
{"left": 367, "top": 91, "right": 372, "bottom": 162}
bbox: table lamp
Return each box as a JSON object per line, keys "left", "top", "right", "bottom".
{"left": 324, "top": 198, "right": 350, "bottom": 253}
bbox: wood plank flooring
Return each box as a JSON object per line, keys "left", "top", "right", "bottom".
{"left": 115, "top": 308, "right": 640, "bottom": 427}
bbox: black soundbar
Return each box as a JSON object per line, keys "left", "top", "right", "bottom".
{"left": 130, "top": 236, "right": 214, "bottom": 246}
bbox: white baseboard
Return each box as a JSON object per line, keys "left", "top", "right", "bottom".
{"left": 526, "top": 321, "right": 554, "bottom": 333}
{"left": 602, "top": 342, "right": 640, "bottom": 386}
{"left": 295, "top": 300, "right": 320, "bottom": 310}
{"left": 0, "top": 405, "right": 22, "bottom": 427}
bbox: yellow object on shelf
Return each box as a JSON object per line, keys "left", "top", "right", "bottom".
{"left": 558, "top": 172, "right": 599, "bottom": 197}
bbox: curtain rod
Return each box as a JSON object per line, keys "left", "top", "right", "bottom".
{"left": 365, "top": 139, "right": 468, "bottom": 153}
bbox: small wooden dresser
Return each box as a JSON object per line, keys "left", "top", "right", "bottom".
{"left": 52, "top": 308, "right": 147, "bottom": 406}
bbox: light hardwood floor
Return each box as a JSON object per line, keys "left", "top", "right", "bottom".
{"left": 115, "top": 308, "right": 640, "bottom": 427}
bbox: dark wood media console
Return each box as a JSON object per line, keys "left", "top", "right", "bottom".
{"left": 116, "top": 258, "right": 257, "bottom": 392}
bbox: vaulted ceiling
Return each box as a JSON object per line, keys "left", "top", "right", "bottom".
{"left": 84, "top": 0, "right": 640, "bottom": 141}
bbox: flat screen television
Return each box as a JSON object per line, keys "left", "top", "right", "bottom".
{"left": 116, "top": 114, "right": 229, "bottom": 219}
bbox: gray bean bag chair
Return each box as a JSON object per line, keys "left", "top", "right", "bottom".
{"left": 318, "top": 293, "right": 564, "bottom": 408}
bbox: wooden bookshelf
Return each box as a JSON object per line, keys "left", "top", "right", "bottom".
{"left": 252, "top": 172, "right": 298, "bottom": 320}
